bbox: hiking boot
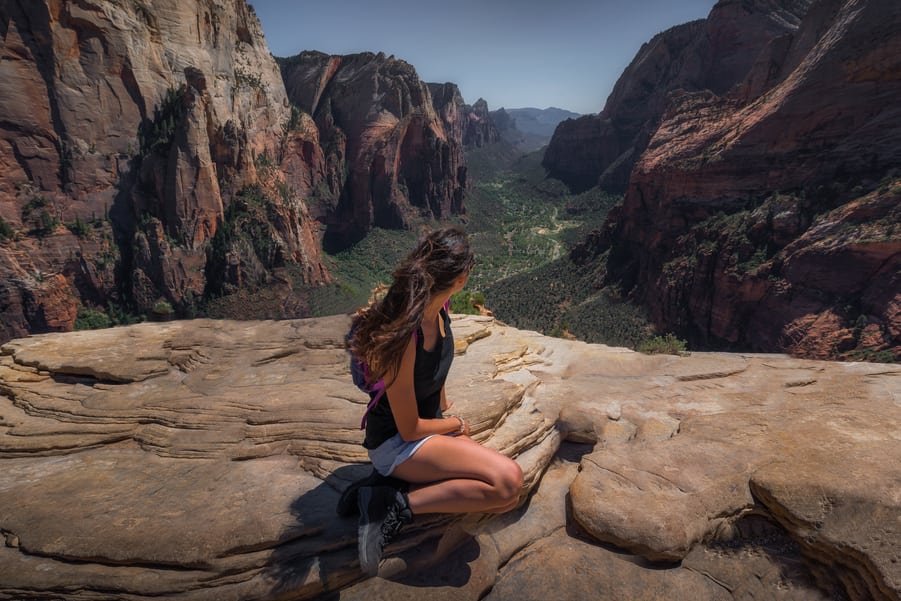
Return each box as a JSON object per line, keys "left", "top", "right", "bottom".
{"left": 336, "top": 470, "right": 409, "bottom": 517}
{"left": 357, "top": 485, "right": 413, "bottom": 576}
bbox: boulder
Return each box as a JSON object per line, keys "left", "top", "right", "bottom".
{"left": 0, "top": 315, "right": 898, "bottom": 600}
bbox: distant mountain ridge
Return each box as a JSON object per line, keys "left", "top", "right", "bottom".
{"left": 491, "top": 107, "right": 581, "bottom": 152}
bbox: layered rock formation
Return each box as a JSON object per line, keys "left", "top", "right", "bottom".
{"left": 571, "top": 0, "right": 901, "bottom": 359}
{"left": 1, "top": 315, "right": 899, "bottom": 600}
{"left": 428, "top": 86, "right": 500, "bottom": 149}
{"left": 0, "top": 0, "right": 328, "bottom": 343}
{"left": 280, "top": 52, "right": 467, "bottom": 248}
{"left": 543, "top": 0, "right": 813, "bottom": 193}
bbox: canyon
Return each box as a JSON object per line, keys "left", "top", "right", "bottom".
{"left": 549, "top": 0, "right": 900, "bottom": 360}
{"left": 0, "top": 0, "right": 478, "bottom": 343}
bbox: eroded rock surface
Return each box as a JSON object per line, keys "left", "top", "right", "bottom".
{"left": 0, "top": 316, "right": 898, "bottom": 600}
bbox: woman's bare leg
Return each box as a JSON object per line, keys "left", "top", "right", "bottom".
{"left": 390, "top": 435, "right": 523, "bottom": 515}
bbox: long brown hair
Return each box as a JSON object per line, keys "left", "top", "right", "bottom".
{"left": 348, "top": 227, "right": 474, "bottom": 386}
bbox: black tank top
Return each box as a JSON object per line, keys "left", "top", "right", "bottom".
{"left": 362, "top": 309, "right": 454, "bottom": 449}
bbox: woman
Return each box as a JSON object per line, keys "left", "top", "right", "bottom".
{"left": 347, "top": 226, "right": 524, "bottom": 576}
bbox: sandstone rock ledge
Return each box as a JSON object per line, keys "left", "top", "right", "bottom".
{"left": 0, "top": 316, "right": 898, "bottom": 601}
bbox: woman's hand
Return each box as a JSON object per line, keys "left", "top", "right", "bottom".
{"left": 444, "top": 414, "right": 470, "bottom": 436}
{"left": 458, "top": 415, "right": 471, "bottom": 436}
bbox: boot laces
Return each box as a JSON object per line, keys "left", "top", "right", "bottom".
{"left": 379, "top": 503, "right": 409, "bottom": 546}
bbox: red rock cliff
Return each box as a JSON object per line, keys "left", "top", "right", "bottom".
{"left": 0, "top": 0, "right": 328, "bottom": 342}
{"left": 594, "top": 0, "right": 901, "bottom": 360}
{"left": 544, "top": 0, "right": 813, "bottom": 193}
{"left": 280, "top": 51, "right": 467, "bottom": 248}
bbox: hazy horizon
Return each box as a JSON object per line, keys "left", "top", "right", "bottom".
{"left": 250, "top": 0, "right": 716, "bottom": 115}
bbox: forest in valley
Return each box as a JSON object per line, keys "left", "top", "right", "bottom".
{"left": 305, "top": 142, "right": 685, "bottom": 354}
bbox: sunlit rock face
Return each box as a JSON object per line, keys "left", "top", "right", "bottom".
{"left": 280, "top": 51, "right": 467, "bottom": 249}
{"left": 565, "top": 0, "right": 901, "bottom": 359}
{"left": 0, "top": 0, "right": 328, "bottom": 343}
{"left": 0, "top": 315, "right": 898, "bottom": 600}
{"left": 543, "top": 0, "right": 814, "bottom": 194}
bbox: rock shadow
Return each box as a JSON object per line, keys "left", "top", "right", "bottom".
{"left": 264, "top": 463, "right": 370, "bottom": 599}
{"left": 265, "top": 462, "right": 482, "bottom": 599}
{"left": 701, "top": 512, "right": 851, "bottom": 600}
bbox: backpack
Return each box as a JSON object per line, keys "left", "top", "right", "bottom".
{"left": 349, "top": 300, "right": 450, "bottom": 429}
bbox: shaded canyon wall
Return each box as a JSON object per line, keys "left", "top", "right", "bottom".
{"left": 562, "top": 0, "right": 900, "bottom": 359}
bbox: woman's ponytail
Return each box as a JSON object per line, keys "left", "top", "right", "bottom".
{"left": 349, "top": 227, "right": 473, "bottom": 385}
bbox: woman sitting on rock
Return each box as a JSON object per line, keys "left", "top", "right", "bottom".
{"left": 346, "top": 226, "right": 524, "bottom": 576}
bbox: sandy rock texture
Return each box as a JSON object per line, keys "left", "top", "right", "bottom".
{"left": 0, "top": 315, "right": 898, "bottom": 600}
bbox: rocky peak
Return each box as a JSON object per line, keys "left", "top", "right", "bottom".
{"left": 281, "top": 52, "right": 466, "bottom": 247}
{"left": 427, "top": 86, "right": 500, "bottom": 149}
{"left": 543, "top": 0, "right": 814, "bottom": 193}
{"left": 462, "top": 98, "right": 500, "bottom": 148}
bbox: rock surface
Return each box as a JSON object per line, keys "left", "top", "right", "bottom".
{"left": 1, "top": 315, "right": 898, "bottom": 600}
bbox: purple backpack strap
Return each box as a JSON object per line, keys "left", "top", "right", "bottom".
{"left": 359, "top": 329, "right": 418, "bottom": 430}
{"left": 360, "top": 379, "right": 386, "bottom": 429}
{"left": 359, "top": 304, "right": 450, "bottom": 429}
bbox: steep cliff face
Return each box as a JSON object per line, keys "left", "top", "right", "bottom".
{"left": 0, "top": 0, "right": 328, "bottom": 342}
{"left": 595, "top": 0, "right": 901, "bottom": 359}
{"left": 464, "top": 98, "right": 501, "bottom": 148}
{"left": 544, "top": 0, "right": 813, "bottom": 193}
{"left": 427, "top": 85, "right": 499, "bottom": 149}
{"left": 280, "top": 52, "right": 467, "bottom": 248}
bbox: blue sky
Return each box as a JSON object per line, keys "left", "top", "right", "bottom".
{"left": 250, "top": 0, "right": 716, "bottom": 115}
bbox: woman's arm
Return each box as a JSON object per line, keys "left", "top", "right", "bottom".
{"left": 440, "top": 386, "right": 452, "bottom": 411}
{"left": 387, "top": 337, "right": 467, "bottom": 441}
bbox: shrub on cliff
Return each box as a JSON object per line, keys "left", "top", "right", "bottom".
{"left": 0, "top": 217, "right": 13, "bottom": 242}
{"left": 74, "top": 308, "right": 112, "bottom": 331}
{"left": 450, "top": 290, "right": 485, "bottom": 315}
{"left": 638, "top": 334, "right": 688, "bottom": 355}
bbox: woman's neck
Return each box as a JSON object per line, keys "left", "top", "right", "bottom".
{"left": 423, "top": 293, "right": 449, "bottom": 322}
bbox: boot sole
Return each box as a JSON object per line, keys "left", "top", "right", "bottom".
{"left": 357, "top": 486, "right": 381, "bottom": 576}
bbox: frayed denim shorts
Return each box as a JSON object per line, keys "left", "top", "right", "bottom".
{"left": 368, "top": 432, "right": 436, "bottom": 476}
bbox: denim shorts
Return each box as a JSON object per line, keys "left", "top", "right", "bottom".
{"left": 368, "top": 432, "right": 436, "bottom": 476}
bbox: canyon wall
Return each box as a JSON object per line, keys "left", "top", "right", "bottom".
{"left": 580, "top": 0, "right": 901, "bottom": 359}
{"left": 0, "top": 0, "right": 329, "bottom": 342}
{"left": 543, "top": 0, "right": 814, "bottom": 194}
{"left": 280, "top": 51, "right": 467, "bottom": 249}
{"left": 428, "top": 85, "right": 500, "bottom": 149}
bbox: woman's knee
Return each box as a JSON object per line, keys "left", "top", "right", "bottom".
{"left": 493, "top": 457, "right": 523, "bottom": 502}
